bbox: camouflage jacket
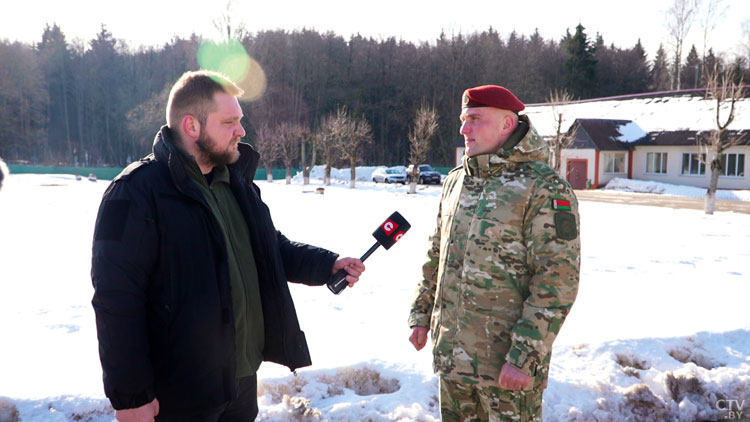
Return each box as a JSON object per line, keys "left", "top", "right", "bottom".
{"left": 408, "top": 115, "right": 580, "bottom": 389}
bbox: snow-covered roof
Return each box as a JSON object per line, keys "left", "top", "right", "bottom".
{"left": 645, "top": 129, "right": 750, "bottom": 146}
{"left": 525, "top": 93, "right": 750, "bottom": 137}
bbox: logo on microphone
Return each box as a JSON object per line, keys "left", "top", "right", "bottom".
{"left": 394, "top": 231, "right": 405, "bottom": 242}
{"left": 382, "top": 219, "right": 399, "bottom": 235}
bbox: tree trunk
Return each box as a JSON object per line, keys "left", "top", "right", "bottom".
{"left": 704, "top": 189, "right": 716, "bottom": 215}
{"left": 306, "top": 148, "right": 316, "bottom": 185}
{"left": 550, "top": 143, "right": 560, "bottom": 173}
{"left": 61, "top": 60, "right": 72, "bottom": 163}
{"left": 704, "top": 157, "right": 721, "bottom": 215}
{"left": 349, "top": 163, "right": 356, "bottom": 189}
{"left": 301, "top": 141, "right": 309, "bottom": 185}
{"left": 408, "top": 180, "right": 417, "bottom": 194}
{"left": 265, "top": 165, "right": 273, "bottom": 182}
{"left": 325, "top": 163, "right": 331, "bottom": 186}
{"left": 286, "top": 166, "right": 292, "bottom": 185}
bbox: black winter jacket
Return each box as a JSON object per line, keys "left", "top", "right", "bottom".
{"left": 91, "top": 127, "right": 337, "bottom": 411}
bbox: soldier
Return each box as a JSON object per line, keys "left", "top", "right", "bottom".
{"left": 408, "top": 85, "right": 580, "bottom": 422}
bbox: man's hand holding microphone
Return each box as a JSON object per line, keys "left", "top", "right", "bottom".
{"left": 330, "top": 257, "right": 365, "bottom": 288}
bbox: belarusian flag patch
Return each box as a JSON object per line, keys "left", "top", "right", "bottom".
{"left": 551, "top": 199, "right": 571, "bottom": 210}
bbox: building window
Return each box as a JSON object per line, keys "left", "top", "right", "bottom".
{"left": 681, "top": 153, "right": 706, "bottom": 175}
{"left": 720, "top": 153, "right": 745, "bottom": 177}
{"left": 646, "top": 152, "right": 668, "bottom": 174}
{"left": 604, "top": 152, "right": 626, "bottom": 173}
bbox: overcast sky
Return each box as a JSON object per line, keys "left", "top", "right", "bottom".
{"left": 1, "top": 0, "right": 748, "bottom": 60}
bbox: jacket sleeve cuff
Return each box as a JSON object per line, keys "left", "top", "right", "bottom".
{"left": 408, "top": 313, "right": 430, "bottom": 329}
{"left": 315, "top": 252, "right": 339, "bottom": 284}
{"left": 505, "top": 346, "right": 537, "bottom": 378}
{"left": 108, "top": 388, "right": 156, "bottom": 411}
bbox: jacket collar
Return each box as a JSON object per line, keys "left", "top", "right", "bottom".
{"left": 152, "top": 125, "right": 260, "bottom": 190}
{"left": 462, "top": 153, "right": 508, "bottom": 178}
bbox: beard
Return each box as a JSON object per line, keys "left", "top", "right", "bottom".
{"left": 195, "top": 131, "right": 241, "bottom": 168}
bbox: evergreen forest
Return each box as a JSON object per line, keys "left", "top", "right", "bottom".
{"left": 1, "top": 23, "right": 747, "bottom": 167}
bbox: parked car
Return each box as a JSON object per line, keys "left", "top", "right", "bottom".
{"left": 371, "top": 167, "right": 407, "bottom": 184}
{"left": 406, "top": 164, "right": 442, "bottom": 185}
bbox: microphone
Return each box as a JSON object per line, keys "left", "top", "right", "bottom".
{"left": 326, "top": 211, "right": 411, "bottom": 295}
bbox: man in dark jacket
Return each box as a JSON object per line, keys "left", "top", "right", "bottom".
{"left": 91, "top": 70, "right": 365, "bottom": 422}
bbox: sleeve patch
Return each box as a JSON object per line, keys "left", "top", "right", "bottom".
{"left": 95, "top": 200, "right": 131, "bottom": 241}
{"left": 551, "top": 198, "right": 572, "bottom": 210}
{"left": 553, "top": 211, "right": 577, "bottom": 241}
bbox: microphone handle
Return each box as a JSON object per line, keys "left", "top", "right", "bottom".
{"left": 326, "top": 242, "right": 381, "bottom": 295}
{"left": 359, "top": 243, "right": 381, "bottom": 261}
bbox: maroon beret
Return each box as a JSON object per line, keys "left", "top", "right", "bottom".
{"left": 461, "top": 85, "right": 525, "bottom": 112}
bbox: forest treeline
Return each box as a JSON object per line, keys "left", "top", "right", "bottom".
{"left": 1, "top": 23, "right": 748, "bottom": 167}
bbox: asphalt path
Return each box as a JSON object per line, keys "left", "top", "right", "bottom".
{"left": 575, "top": 190, "right": 750, "bottom": 214}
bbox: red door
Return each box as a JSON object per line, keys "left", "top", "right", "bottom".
{"left": 566, "top": 160, "right": 588, "bottom": 189}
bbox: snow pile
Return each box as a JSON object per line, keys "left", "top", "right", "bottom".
{"left": 604, "top": 177, "right": 750, "bottom": 201}
{"left": 546, "top": 330, "right": 750, "bottom": 422}
{"left": 256, "top": 365, "right": 439, "bottom": 422}
{"left": 291, "top": 165, "right": 381, "bottom": 183}
{"left": 604, "top": 177, "right": 667, "bottom": 194}
{"left": 1, "top": 173, "right": 749, "bottom": 422}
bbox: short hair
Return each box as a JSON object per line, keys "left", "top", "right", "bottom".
{"left": 166, "top": 70, "right": 244, "bottom": 133}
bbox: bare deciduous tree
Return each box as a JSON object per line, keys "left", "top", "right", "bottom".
{"left": 741, "top": 18, "right": 750, "bottom": 66}
{"left": 407, "top": 104, "right": 438, "bottom": 194}
{"left": 212, "top": 0, "right": 247, "bottom": 42}
{"left": 315, "top": 108, "right": 348, "bottom": 186}
{"left": 253, "top": 123, "right": 279, "bottom": 182}
{"left": 276, "top": 122, "right": 303, "bottom": 184}
{"left": 665, "top": 0, "right": 701, "bottom": 90}
{"left": 299, "top": 128, "right": 315, "bottom": 185}
{"left": 699, "top": 0, "right": 727, "bottom": 65}
{"left": 700, "top": 65, "right": 745, "bottom": 214}
{"left": 547, "top": 89, "right": 576, "bottom": 174}
{"left": 332, "top": 108, "right": 372, "bottom": 189}
{"left": 125, "top": 84, "right": 170, "bottom": 154}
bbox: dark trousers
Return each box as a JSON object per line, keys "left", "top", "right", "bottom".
{"left": 156, "top": 375, "right": 259, "bottom": 422}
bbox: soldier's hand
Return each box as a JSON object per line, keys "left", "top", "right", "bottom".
{"left": 409, "top": 326, "right": 428, "bottom": 351}
{"left": 332, "top": 257, "right": 365, "bottom": 287}
{"left": 498, "top": 363, "right": 532, "bottom": 390}
{"left": 115, "top": 398, "right": 159, "bottom": 422}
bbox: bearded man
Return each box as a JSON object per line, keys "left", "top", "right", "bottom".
{"left": 91, "top": 70, "right": 365, "bottom": 422}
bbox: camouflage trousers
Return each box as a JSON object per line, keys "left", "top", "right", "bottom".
{"left": 439, "top": 376, "right": 542, "bottom": 422}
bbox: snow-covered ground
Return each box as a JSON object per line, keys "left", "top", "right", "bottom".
{"left": 0, "top": 170, "right": 748, "bottom": 422}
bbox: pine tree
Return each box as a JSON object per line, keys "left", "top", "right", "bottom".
{"left": 681, "top": 44, "right": 701, "bottom": 89}
{"left": 593, "top": 36, "right": 616, "bottom": 97}
{"left": 702, "top": 48, "right": 720, "bottom": 85}
{"left": 563, "top": 24, "right": 597, "bottom": 99}
{"left": 37, "top": 24, "right": 73, "bottom": 163}
{"left": 625, "top": 39, "right": 651, "bottom": 93}
{"left": 651, "top": 44, "right": 672, "bottom": 91}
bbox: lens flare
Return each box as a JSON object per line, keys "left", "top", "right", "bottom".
{"left": 196, "top": 39, "right": 267, "bottom": 101}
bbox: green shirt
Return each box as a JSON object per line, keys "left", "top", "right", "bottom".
{"left": 177, "top": 148, "right": 265, "bottom": 377}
